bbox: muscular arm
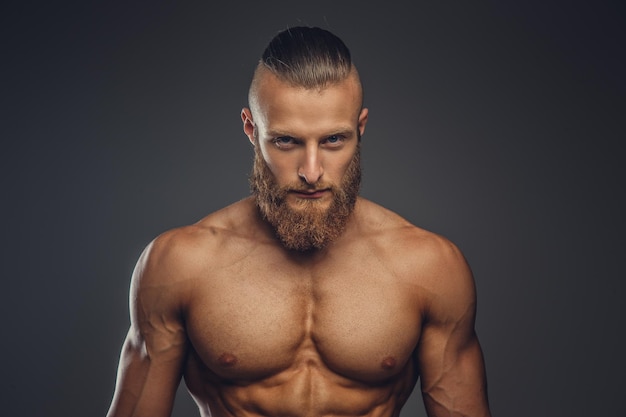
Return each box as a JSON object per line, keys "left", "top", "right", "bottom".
{"left": 107, "top": 236, "right": 189, "bottom": 417}
{"left": 416, "top": 238, "right": 491, "bottom": 417}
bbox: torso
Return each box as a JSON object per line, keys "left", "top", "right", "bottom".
{"left": 170, "top": 197, "right": 433, "bottom": 417}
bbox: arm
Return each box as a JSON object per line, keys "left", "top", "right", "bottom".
{"left": 106, "top": 236, "right": 189, "bottom": 417}
{"left": 416, "top": 239, "right": 491, "bottom": 417}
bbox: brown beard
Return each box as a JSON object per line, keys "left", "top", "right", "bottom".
{"left": 250, "top": 143, "right": 361, "bottom": 252}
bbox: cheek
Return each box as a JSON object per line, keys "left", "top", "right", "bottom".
{"left": 260, "top": 148, "right": 295, "bottom": 182}
{"left": 329, "top": 152, "right": 356, "bottom": 178}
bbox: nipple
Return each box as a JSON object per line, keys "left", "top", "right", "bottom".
{"left": 218, "top": 353, "right": 238, "bottom": 367}
{"left": 381, "top": 356, "right": 397, "bottom": 370}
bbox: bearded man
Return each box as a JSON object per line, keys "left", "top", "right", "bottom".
{"left": 106, "top": 26, "right": 492, "bottom": 417}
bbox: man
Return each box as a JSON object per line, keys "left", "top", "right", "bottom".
{"left": 106, "top": 26, "right": 491, "bottom": 417}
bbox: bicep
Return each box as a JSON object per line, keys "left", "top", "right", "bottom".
{"left": 107, "top": 238, "right": 189, "bottom": 417}
{"left": 415, "top": 238, "right": 491, "bottom": 416}
{"left": 417, "top": 325, "right": 490, "bottom": 417}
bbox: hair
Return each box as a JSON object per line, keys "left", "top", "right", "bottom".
{"left": 258, "top": 26, "right": 353, "bottom": 88}
{"left": 247, "top": 27, "right": 362, "bottom": 113}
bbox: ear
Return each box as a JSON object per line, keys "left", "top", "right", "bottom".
{"left": 241, "top": 108, "right": 256, "bottom": 145}
{"left": 357, "top": 107, "right": 369, "bottom": 137}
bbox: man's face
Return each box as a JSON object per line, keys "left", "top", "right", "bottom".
{"left": 243, "top": 70, "right": 368, "bottom": 251}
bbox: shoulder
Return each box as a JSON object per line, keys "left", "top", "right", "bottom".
{"left": 354, "top": 198, "right": 476, "bottom": 318}
{"left": 353, "top": 198, "right": 466, "bottom": 264}
{"left": 130, "top": 198, "right": 264, "bottom": 295}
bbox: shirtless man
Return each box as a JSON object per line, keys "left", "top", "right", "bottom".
{"left": 106, "top": 26, "right": 491, "bottom": 417}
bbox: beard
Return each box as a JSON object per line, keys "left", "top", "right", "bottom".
{"left": 250, "top": 143, "right": 361, "bottom": 252}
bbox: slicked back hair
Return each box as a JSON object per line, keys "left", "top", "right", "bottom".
{"left": 260, "top": 26, "right": 352, "bottom": 88}
{"left": 250, "top": 26, "right": 357, "bottom": 96}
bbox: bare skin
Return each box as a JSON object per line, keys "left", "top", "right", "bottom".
{"left": 106, "top": 71, "right": 491, "bottom": 417}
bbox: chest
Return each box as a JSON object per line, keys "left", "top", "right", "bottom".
{"left": 184, "top": 253, "right": 423, "bottom": 383}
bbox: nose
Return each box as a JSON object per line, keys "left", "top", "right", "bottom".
{"left": 298, "top": 144, "right": 323, "bottom": 184}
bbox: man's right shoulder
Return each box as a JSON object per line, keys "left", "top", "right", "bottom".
{"left": 134, "top": 197, "right": 263, "bottom": 286}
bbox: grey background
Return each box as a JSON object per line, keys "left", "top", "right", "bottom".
{"left": 2, "top": 1, "right": 624, "bottom": 416}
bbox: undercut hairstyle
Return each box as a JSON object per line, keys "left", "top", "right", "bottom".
{"left": 247, "top": 26, "right": 364, "bottom": 125}
{"left": 259, "top": 26, "right": 353, "bottom": 88}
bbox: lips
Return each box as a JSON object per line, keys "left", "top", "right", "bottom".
{"left": 291, "top": 189, "right": 330, "bottom": 198}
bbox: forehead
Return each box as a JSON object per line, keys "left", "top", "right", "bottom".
{"left": 251, "top": 72, "right": 362, "bottom": 136}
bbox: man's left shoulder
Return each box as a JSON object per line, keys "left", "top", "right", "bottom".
{"left": 355, "top": 198, "right": 454, "bottom": 249}
{"left": 356, "top": 198, "right": 472, "bottom": 287}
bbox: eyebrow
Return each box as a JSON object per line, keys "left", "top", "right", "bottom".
{"left": 266, "top": 128, "right": 355, "bottom": 139}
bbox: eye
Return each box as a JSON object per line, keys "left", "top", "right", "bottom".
{"left": 323, "top": 135, "right": 345, "bottom": 147}
{"left": 273, "top": 136, "right": 296, "bottom": 149}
